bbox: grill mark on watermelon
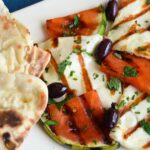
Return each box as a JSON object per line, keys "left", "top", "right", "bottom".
{"left": 48, "top": 104, "right": 80, "bottom": 144}
{"left": 65, "top": 96, "right": 104, "bottom": 145}
{"left": 101, "top": 51, "right": 150, "bottom": 95}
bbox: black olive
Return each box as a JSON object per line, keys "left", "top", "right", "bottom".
{"left": 106, "top": 0, "right": 118, "bottom": 21}
{"left": 48, "top": 82, "right": 67, "bottom": 98}
{"left": 104, "top": 103, "right": 119, "bottom": 129}
{"left": 94, "top": 39, "right": 112, "bottom": 64}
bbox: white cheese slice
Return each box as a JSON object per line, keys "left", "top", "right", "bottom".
{"left": 108, "top": 10, "right": 150, "bottom": 43}
{"left": 113, "top": 0, "right": 148, "bottom": 27}
{"left": 113, "top": 31, "right": 150, "bottom": 59}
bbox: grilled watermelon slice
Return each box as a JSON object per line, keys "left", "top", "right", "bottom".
{"left": 46, "top": 7, "right": 107, "bottom": 38}
{"left": 101, "top": 51, "right": 150, "bottom": 95}
{"left": 41, "top": 90, "right": 118, "bottom": 149}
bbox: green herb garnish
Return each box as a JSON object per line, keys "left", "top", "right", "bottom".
{"left": 45, "top": 120, "right": 59, "bottom": 126}
{"left": 93, "top": 73, "right": 99, "bottom": 80}
{"left": 48, "top": 95, "right": 74, "bottom": 110}
{"left": 147, "top": 96, "right": 150, "bottom": 103}
{"left": 117, "top": 100, "right": 126, "bottom": 109}
{"left": 73, "top": 16, "right": 80, "bottom": 27}
{"left": 58, "top": 59, "right": 72, "bottom": 77}
{"left": 45, "top": 67, "right": 49, "bottom": 73}
{"left": 135, "top": 111, "right": 140, "bottom": 114}
{"left": 69, "top": 70, "right": 75, "bottom": 77}
{"left": 74, "top": 39, "right": 81, "bottom": 44}
{"left": 124, "top": 66, "right": 138, "bottom": 77}
{"left": 137, "top": 47, "right": 147, "bottom": 51}
{"left": 147, "top": 107, "right": 150, "bottom": 113}
{"left": 140, "top": 120, "right": 150, "bottom": 135}
{"left": 107, "top": 78, "right": 121, "bottom": 91}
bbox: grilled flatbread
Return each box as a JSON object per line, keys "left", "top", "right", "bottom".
{"left": 0, "top": 73, "right": 48, "bottom": 150}
{"left": 0, "top": 0, "right": 50, "bottom": 77}
{"left": 108, "top": 0, "right": 150, "bottom": 59}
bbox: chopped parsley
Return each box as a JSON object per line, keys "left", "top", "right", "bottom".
{"left": 69, "top": 70, "right": 75, "bottom": 77}
{"left": 45, "top": 120, "right": 58, "bottom": 126}
{"left": 146, "top": 0, "right": 150, "bottom": 4}
{"left": 93, "top": 140, "right": 97, "bottom": 145}
{"left": 73, "top": 16, "right": 80, "bottom": 27}
{"left": 45, "top": 67, "right": 49, "bottom": 73}
{"left": 117, "top": 100, "right": 126, "bottom": 109}
{"left": 137, "top": 47, "right": 147, "bottom": 51}
{"left": 145, "top": 20, "right": 149, "bottom": 23}
{"left": 73, "top": 48, "right": 81, "bottom": 53}
{"left": 147, "top": 96, "right": 150, "bottom": 103}
{"left": 107, "top": 78, "right": 121, "bottom": 91}
{"left": 48, "top": 95, "right": 74, "bottom": 110}
{"left": 43, "top": 79, "right": 48, "bottom": 84}
{"left": 131, "top": 94, "right": 136, "bottom": 100}
{"left": 86, "top": 41, "right": 90, "bottom": 44}
{"left": 124, "top": 66, "right": 138, "bottom": 77}
{"left": 147, "top": 107, "right": 150, "bottom": 113}
{"left": 140, "top": 120, "right": 150, "bottom": 135}
{"left": 126, "top": 96, "right": 130, "bottom": 101}
{"left": 73, "top": 77, "right": 78, "bottom": 81}
{"left": 74, "top": 39, "right": 81, "bottom": 44}
{"left": 114, "top": 52, "right": 122, "bottom": 59}
{"left": 135, "top": 111, "right": 140, "bottom": 114}
{"left": 93, "top": 73, "right": 99, "bottom": 80}
{"left": 102, "top": 75, "right": 105, "bottom": 82}
{"left": 58, "top": 59, "right": 72, "bottom": 77}
{"left": 73, "top": 48, "right": 93, "bottom": 56}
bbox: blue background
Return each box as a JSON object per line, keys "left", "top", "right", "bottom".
{"left": 3, "top": 0, "right": 43, "bottom": 12}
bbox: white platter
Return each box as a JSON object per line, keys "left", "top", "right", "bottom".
{"left": 13, "top": 0, "right": 125, "bottom": 149}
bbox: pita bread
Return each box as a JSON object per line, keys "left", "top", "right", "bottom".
{"left": 0, "top": 0, "right": 50, "bottom": 77}
{"left": 0, "top": 73, "right": 48, "bottom": 150}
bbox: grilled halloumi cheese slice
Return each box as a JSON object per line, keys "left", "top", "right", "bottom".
{"left": 108, "top": 0, "right": 150, "bottom": 60}
{"left": 0, "top": 0, "right": 50, "bottom": 76}
{"left": 111, "top": 85, "right": 150, "bottom": 150}
{"left": 40, "top": 34, "right": 122, "bottom": 108}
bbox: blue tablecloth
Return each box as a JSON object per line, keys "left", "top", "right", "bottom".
{"left": 3, "top": 0, "right": 43, "bottom": 12}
